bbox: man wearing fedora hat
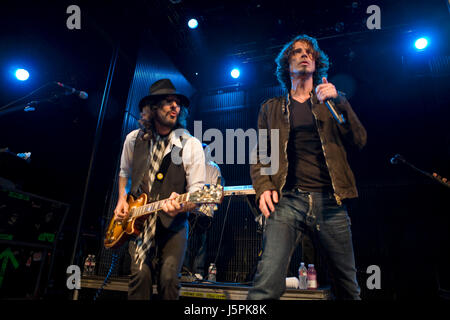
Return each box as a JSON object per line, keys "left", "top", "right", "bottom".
{"left": 114, "top": 79, "right": 206, "bottom": 300}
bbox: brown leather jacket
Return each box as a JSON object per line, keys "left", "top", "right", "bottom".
{"left": 250, "top": 90, "right": 367, "bottom": 204}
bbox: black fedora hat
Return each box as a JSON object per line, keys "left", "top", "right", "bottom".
{"left": 138, "top": 79, "right": 190, "bottom": 111}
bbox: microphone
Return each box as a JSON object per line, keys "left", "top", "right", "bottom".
{"left": 55, "top": 82, "right": 88, "bottom": 99}
{"left": 390, "top": 154, "right": 405, "bottom": 165}
{"left": 24, "top": 101, "right": 38, "bottom": 112}
{"left": 318, "top": 78, "right": 345, "bottom": 125}
{"left": 324, "top": 99, "right": 346, "bottom": 124}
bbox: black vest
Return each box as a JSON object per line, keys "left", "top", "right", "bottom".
{"left": 130, "top": 130, "right": 188, "bottom": 231}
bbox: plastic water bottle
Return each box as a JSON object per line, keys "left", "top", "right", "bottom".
{"left": 89, "top": 255, "right": 96, "bottom": 275}
{"left": 307, "top": 264, "right": 318, "bottom": 289}
{"left": 83, "top": 255, "right": 92, "bottom": 276}
{"left": 207, "top": 263, "right": 217, "bottom": 282}
{"left": 298, "top": 262, "right": 308, "bottom": 290}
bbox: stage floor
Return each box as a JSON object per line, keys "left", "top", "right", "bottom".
{"left": 77, "top": 275, "right": 331, "bottom": 300}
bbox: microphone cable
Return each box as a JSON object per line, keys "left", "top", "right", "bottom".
{"left": 93, "top": 252, "right": 119, "bottom": 301}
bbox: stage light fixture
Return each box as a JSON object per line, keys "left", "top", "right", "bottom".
{"left": 414, "top": 37, "right": 428, "bottom": 50}
{"left": 188, "top": 19, "right": 198, "bottom": 29}
{"left": 15, "top": 68, "right": 29, "bottom": 81}
{"left": 231, "top": 68, "right": 240, "bottom": 79}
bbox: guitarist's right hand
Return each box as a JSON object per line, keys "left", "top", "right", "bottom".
{"left": 114, "top": 198, "right": 129, "bottom": 221}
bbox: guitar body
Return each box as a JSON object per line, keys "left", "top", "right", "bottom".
{"left": 103, "top": 185, "right": 224, "bottom": 249}
{"left": 104, "top": 193, "right": 149, "bottom": 249}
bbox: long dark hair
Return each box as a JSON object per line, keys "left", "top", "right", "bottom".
{"left": 275, "top": 34, "right": 330, "bottom": 91}
{"left": 138, "top": 98, "right": 188, "bottom": 139}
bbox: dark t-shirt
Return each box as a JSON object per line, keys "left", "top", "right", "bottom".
{"left": 285, "top": 97, "right": 332, "bottom": 192}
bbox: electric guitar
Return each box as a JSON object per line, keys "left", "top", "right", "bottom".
{"left": 104, "top": 184, "right": 223, "bottom": 249}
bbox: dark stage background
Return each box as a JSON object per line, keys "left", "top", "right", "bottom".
{"left": 0, "top": 0, "right": 449, "bottom": 300}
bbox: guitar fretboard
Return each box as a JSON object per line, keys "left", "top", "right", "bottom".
{"left": 131, "top": 193, "right": 190, "bottom": 219}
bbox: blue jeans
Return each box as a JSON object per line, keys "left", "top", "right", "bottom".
{"left": 247, "top": 189, "right": 361, "bottom": 300}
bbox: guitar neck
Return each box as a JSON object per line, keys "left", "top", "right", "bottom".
{"left": 132, "top": 193, "right": 190, "bottom": 219}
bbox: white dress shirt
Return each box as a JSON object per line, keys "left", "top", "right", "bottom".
{"left": 119, "top": 128, "right": 206, "bottom": 194}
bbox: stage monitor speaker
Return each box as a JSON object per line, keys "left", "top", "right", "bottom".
{"left": 0, "top": 186, "right": 69, "bottom": 299}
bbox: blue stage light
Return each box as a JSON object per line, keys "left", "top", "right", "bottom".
{"left": 414, "top": 37, "right": 428, "bottom": 50}
{"left": 15, "top": 68, "right": 29, "bottom": 81}
{"left": 188, "top": 19, "right": 198, "bottom": 29}
{"left": 231, "top": 68, "right": 240, "bottom": 79}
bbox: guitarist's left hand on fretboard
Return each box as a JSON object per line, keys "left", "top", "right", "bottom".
{"left": 161, "top": 192, "right": 197, "bottom": 217}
